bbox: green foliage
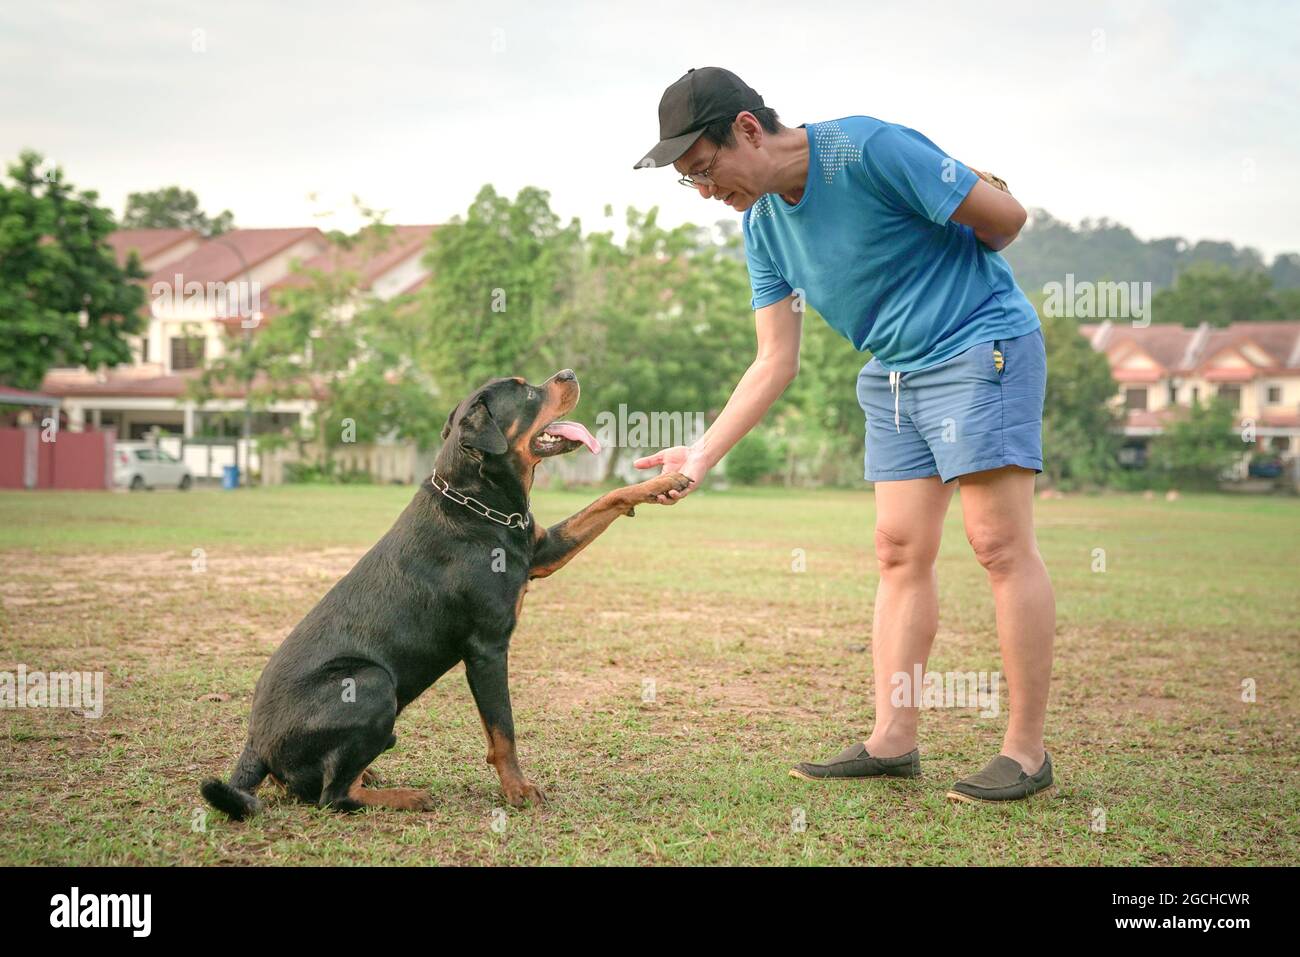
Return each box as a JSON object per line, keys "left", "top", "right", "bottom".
{"left": 1034, "top": 305, "right": 1124, "bottom": 490}
{"left": 283, "top": 460, "right": 374, "bottom": 484}
{"left": 1146, "top": 397, "right": 1244, "bottom": 490}
{"left": 723, "top": 428, "right": 782, "bottom": 484}
{"left": 777, "top": 311, "right": 871, "bottom": 484}
{"left": 1003, "top": 209, "right": 1292, "bottom": 295}
{"left": 418, "top": 185, "right": 584, "bottom": 405}
{"left": 557, "top": 207, "right": 756, "bottom": 470}
{"left": 121, "top": 186, "right": 234, "bottom": 236}
{"left": 0, "top": 151, "right": 146, "bottom": 390}
{"left": 1150, "top": 262, "right": 1284, "bottom": 327}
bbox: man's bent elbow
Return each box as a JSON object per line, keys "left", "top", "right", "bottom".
{"left": 982, "top": 218, "right": 1025, "bottom": 252}
{"left": 774, "top": 358, "right": 799, "bottom": 385}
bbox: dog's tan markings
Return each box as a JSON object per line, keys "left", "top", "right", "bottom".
{"left": 483, "top": 725, "right": 545, "bottom": 807}
{"left": 512, "top": 377, "right": 581, "bottom": 465}
{"left": 478, "top": 714, "right": 497, "bottom": 765}
{"left": 344, "top": 778, "right": 434, "bottom": 810}
{"left": 529, "top": 472, "right": 692, "bottom": 579}
{"left": 512, "top": 582, "right": 528, "bottom": 622}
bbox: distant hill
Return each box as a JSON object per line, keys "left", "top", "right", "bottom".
{"left": 1001, "top": 209, "right": 1300, "bottom": 295}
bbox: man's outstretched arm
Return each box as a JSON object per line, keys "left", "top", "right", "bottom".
{"left": 635, "top": 292, "right": 803, "bottom": 504}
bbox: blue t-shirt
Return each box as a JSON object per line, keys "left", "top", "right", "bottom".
{"left": 742, "top": 115, "right": 1040, "bottom": 372}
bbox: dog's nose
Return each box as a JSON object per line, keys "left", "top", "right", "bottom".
{"left": 555, "top": 369, "right": 576, "bottom": 382}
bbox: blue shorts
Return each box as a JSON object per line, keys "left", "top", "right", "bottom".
{"left": 856, "top": 326, "right": 1046, "bottom": 483}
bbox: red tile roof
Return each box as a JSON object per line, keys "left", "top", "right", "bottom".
{"left": 1080, "top": 321, "right": 1300, "bottom": 376}
{"left": 262, "top": 224, "right": 436, "bottom": 293}
{"left": 215, "top": 225, "right": 437, "bottom": 330}
{"left": 106, "top": 229, "right": 199, "bottom": 269}
{"left": 144, "top": 228, "right": 329, "bottom": 287}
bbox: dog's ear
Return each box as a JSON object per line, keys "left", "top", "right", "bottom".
{"left": 441, "top": 404, "right": 458, "bottom": 442}
{"left": 456, "top": 396, "right": 508, "bottom": 455}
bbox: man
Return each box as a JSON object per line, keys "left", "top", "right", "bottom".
{"left": 632, "top": 67, "right": 1055, "bottom": 803}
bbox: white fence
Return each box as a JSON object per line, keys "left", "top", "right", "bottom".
{"left": 157, "top": 436, "right": 260, "bottom": 480}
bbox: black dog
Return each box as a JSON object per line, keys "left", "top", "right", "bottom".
{"left": 201, "top": 369, "right": 690, "bottom": 817}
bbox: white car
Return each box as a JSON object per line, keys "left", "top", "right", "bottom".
{"left": 114, "top": 442, "right": 194, "bottom": 491}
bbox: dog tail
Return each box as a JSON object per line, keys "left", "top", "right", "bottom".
{"left": 201, "top": 744, "right": 268, "bottom": 821}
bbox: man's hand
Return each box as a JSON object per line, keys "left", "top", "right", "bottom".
{"left": 970, "top": 167, "right": 1010, "bottom": 193}
{"left": 633, "top": 445, "right": 708, "bottom": 504}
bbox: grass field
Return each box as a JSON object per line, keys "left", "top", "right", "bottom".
{"left": 1, "top": 482, "right": 1297, "bottom": 865}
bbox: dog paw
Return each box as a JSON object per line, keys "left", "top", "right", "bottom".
{"left": 382, "top": 787, "right": 435, "bottom": 811}
{"left": 406, "top": 790, "right": 436, "bottom": 812}
{"left": 639, "top": 471, "right": 693, "bottom": 501}
{"left": 360, "top": 768, "right": 381, "bottom": 787}
{"left": 503, "top": 779, "right": 547, "bottom": 808}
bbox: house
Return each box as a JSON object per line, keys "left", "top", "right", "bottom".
{"left": 1079, "top": 319, "right": 1300, "bottom": 469}
{"left": 42, "top": 225, "right": 437, "bottom": 444}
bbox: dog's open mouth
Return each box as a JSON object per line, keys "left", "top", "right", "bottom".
{"left": 531, "top": 420, "right": 601, "bottom": 457}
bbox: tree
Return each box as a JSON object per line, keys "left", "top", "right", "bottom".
{"left": 1146, "top": 396, "right": 1243, "bottom": 490}
{"left": 722, "top": 428, "right": 781, "bottom": 484}
{"left": 0, "top": 150, "right": 147, "bottom": 390}
{"left": 122, "top": 186, "right": 234, "bottom": 236}
{"left": 1270, "top": 252, "right": 1300, "bottom": 290}
{"left": 557, "top": 205, "right": 756, "bottom": 476}
{"left": 1032, "top": 300, "right": 1123, "bottom": 490}
{"left": 778, "top": 310, "right": 875, "bottom": 485}
{"left": 418, "top": 185, "right": 584, "bottom": 404}
{"left": 1150, "top": 263, "right": 1281, "bottom": 327}
{"left": 1001, "top": 208, "right": 1298, "bottom": 298}
{"left": 418, "top": 192, "right": 758, "bottom": 478}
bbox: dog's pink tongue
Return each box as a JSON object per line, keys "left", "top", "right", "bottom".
{"left": 548, "top": 421, "right": 601, "bottom": 454}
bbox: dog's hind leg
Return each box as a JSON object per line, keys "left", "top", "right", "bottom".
{"left": 357, "top": 732, "right": 400, "bottom": 785}
{"left": 320, "top": 752, "right": 434, "bottom": 812}
{"left": 318, "top": 751, "right": 368, "bottom": 813}
{"left": 316, "top": 668, "right": 431, "bottom": 812}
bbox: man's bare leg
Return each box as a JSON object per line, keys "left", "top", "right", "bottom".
{"left": 863, "top": 475, "right": 957, "bottom": 757}
{"left": 956, "top": 465, "right": 1055, "bottom": 774}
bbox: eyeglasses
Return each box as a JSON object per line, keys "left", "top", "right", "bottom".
{"left": 677, "top": 144, "right": 722, "bottom": 188}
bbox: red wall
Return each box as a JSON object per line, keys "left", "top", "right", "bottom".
{"left": 0, "top": 429, "right": 25, "bottom": 488}
{"left": 0, "top": 427, "right": 114, "bottom": 490}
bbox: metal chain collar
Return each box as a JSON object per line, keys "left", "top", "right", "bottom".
{"left": 428, "top": 469, "right": 530, "bottom": 530}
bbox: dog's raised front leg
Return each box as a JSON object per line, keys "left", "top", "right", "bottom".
{"left": 528, "top": 471, "right": 692, "bottom": 580}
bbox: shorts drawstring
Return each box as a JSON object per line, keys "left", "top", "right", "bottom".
{"left": 889, "top": 370, "right": 902, "bottom": 433}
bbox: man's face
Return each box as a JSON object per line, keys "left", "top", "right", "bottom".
{"left": 673, "top": 115, "right": 764, "bottom": 213}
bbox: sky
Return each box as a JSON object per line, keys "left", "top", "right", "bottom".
{"left": 2, "top": 0, "right": 1297, "bottom": 258}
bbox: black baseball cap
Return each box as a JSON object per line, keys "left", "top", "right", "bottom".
{"left": 632, "top": 67, "right": 765, "bottom": 171}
